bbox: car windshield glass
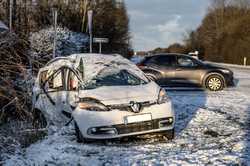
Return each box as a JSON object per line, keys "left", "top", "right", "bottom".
{"left": 184, "top": 56, "right": 204, "bottom": 66}
{"left": 83, "top": 68, "right": 148, "bottom": 89}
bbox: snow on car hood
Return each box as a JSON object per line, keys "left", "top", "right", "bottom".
{"left": 78, "top": 81, "right": 160, "bottom": 105}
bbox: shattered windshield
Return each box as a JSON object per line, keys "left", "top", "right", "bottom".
{"left": 83, "top": 68, "right": 148, "bottom": 90}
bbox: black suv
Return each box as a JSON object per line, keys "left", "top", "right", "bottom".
{"left": 137, "top": 53, "right": 234, "bottom": 91}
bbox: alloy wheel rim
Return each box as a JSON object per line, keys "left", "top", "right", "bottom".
{"left": 208, "top": 77, "right": 222, "bottom": 90}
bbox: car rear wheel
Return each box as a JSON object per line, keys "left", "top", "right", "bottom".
{"left": 162, "top": 128, "right": 175, "bottom": 140}
{"left": 205, "top": 74, "right": 224, "bottom": 91}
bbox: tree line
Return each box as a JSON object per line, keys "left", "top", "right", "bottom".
{"left": 151, "top": 0, "right": 250, "bottom": 65}
{"left": 0, "top": 0, "right": 131, "bottom": 57}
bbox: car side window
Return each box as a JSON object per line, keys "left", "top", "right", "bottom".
{"left": 68, "top": 70, "right": 79, "bottom": 91}
{"left": 177, "top": 56, "right": 197, "bottom": 67}
{"left": 41, "top": 69, "right": 65, "bottom": 92}
{"left": 154, "top": 56, "right": 176, "bottom": 67}
{"left": 47, "top": 70, "right": 64, "bottom": 91}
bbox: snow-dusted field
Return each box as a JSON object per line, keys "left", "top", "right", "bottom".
{"left": 2, "top": 67, "right": 250, "bottom": 166}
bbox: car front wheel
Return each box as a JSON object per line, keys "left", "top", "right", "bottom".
{"left": 205, "top": 74, "right": 224, "bottom": 91}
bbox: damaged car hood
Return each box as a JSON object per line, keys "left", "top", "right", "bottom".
{"left": 78, "top": 81, "right": 160, "bottom": 105}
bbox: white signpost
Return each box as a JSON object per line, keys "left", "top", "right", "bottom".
{"left": 53, "top": 9, "right": 58, "bottom": 58}
{"left": 93, "top": 38, "right": 109, "bottom": 53}
{"left": 88, "top": 10, "right": 93, "bottom": 53}
{"left": 244, "top": 57, "right": 247, "bottom": 66}
{"left": 9, "top": 0, "right": 13, "bottom": 31}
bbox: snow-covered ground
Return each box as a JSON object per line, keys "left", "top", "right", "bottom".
{"left": 2, "top": 67, "right": 250, "bottom": 165}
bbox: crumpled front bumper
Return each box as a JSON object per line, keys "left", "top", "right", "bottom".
{"left": 72, "top": 101, "right": 175, "bottom": 139}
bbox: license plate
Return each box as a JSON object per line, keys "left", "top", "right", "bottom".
{"left": 124, "top": 114, "right": 152, "bottom": 124}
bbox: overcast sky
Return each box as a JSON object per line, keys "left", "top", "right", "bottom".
{"left": 126, "top": 0, "right": 211, "bottom": 51}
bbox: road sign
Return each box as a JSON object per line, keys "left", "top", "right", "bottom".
{"left": 93, "top": 38, "right": 109, "bottom": 53}
{"left": 93, "top": 38, "right": 109, "bottom": 43}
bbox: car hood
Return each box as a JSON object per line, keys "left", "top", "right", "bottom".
{"left": 202, "top": 63, "right": 234, "bottom": 77}
{"left": 78, "top": 81, "right": 160, "bottom": 105}
{"left": 205, "top": 63, "right": 229, "bottom": 70}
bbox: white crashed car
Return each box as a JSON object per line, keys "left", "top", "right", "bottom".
{"left": 32, "top": 54, "right": 175, "bottom": 142}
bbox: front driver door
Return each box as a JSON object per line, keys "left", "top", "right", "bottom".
{"left": 40, "top": 68, "right": 68, "bottom": 126}
{"left": 174, "top": 56, "right": 203, "bottom": 87}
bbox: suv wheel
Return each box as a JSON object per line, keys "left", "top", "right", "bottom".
{"left": 205, "top": 74, "right": 224, "bottom": 91}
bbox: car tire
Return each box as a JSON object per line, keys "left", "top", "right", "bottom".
{"left": 162, "top": 128, "right": 175, "bottom": 140}
{"left": 205, "top": 74, "right": 224, "bottom": 91}
{"left": 75, "top": 122, "right": 91, "bottom": 143}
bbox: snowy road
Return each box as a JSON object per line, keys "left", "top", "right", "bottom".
{"left": 3, "top": 67, "right": 250, "bottom": 166}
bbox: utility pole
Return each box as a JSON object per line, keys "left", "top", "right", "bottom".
{"left": 53, "top": 8, "right": 58, "bottom": 58}
{"left": 88, "top": 10, "right": 93, "bottom": 53}
{"left": 9, "top": 0, "right": 13, "bottom": 31}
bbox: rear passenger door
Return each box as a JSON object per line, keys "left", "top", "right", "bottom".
{"left": 145, "top": 55, "right": 176, "bottom": 86}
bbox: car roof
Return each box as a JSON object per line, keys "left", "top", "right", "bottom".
{"left": 39, "top": 53, "right": 148, "bottom": 82}
{"left": 42, "top": 53, "right": 119, "bottom": 69}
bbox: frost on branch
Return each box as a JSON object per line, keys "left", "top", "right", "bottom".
{"left": 29, "top": 27, "right": 89, "bottom": 71}
{"left": 0, "top": 31, "right": 32, "bottom": 122}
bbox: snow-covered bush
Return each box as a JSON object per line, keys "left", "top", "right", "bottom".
{"left": 0, "top": 31, "right": 32, "bottom": 123}
{"left": 29, "top": 27, "right": 89, "bottom": 71}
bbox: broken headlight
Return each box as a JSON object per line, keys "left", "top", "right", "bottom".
{"left": 78, "top": 98, "right": 110, "bottom": 111}
{"left": 157, "top": 88, "right": 170, "bottom": 104}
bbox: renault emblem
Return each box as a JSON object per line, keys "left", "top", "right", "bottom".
{"left": 130, "top": 101, "right": 141, "bottom": 113}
